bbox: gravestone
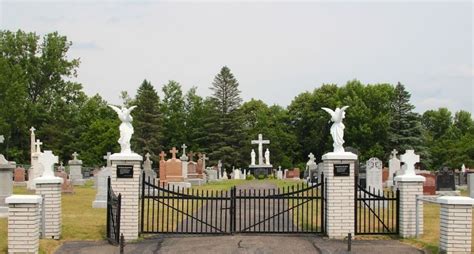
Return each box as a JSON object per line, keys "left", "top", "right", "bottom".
{"left": 69, "top": 152, "right": 84, "bottom": 186}
{"left": 276, "top": 166, "right": 283, "bottom": 180}
{"left": 187, "top": 152, "right": 205, "bottom": 186}
{"left": 436, "top": 167, "right": 455, "bottom": 191}
{"left": 55, "top": 170, "right": 74, "bottom": 193}
{"left": 27, "top": 139, "right": 43, "bottom": 190}
{"left": 143, "top": 153, "right": 156, "bottom": 181}
{"left": 92, "top": 167, "right": 111, "bottom": 208}
{"left": 419, "top": 173, "right": 436, "bottom": 195}
{"left": 180, "top": 144, "right": 188, "bottom": 180}
{"left": 468, "top": 174, "right": 474, "bottom": 198}
{"left": 285, "top": 168, "right": 300, "bottom": 179}
{"left": 382, "top": 168, "right": 389, "bottom": 187}
{"left": 388, "top": 149, "right": 400, "bottom": 187}
{"left": 14, "top": 167, "right": 26, "bottom": 183}
{"left": 366, "top": 157, "right": 383, "bottom": 192}
{"left": 205, "top": 168, "right": 218, "bottom": 182}
{"left": 159, "top": 151, "right": 167, "bottom": 184}
{"left": 0, "top": 154, "right": 15, "bottom": 216}
{"left": 164, "top": 147, "right": 190, "bottom": 189}
{"left": 232, "top": 167, "right": 241, "bottom": 179}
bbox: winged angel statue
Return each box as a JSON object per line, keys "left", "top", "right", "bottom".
{"left": 321, "top": 106, "right": 349, "bottom": 153}
{"left": 109, "top": 105, "right": 137, "bottom": 154}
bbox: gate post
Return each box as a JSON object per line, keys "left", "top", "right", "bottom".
{"left": 322, "top": 152, "right": 357, "bottom": 239}
{"left": 110, "top": 153, "right": 143, "bottom": 242}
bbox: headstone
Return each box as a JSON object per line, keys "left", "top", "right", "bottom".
{"left": 276, "top": 166, "right": 283, "bottom": 180}
{"left": 180, "top": 144, "right": 189, "bottom": 179}
{"left": 69, "top": 152, "right": 84, "bottom": 186}
{"left": 0, "top": 154, "right": 15, "bottom": 215}
{"left": 468, "top": 174, "right": 474, "bottom": 198}
{"left": 366, "top": 157, "right": 383, "bottom": 192}
{"left": 388, "top": 149, "right": 400, "bottom": 186}
{"left": 103, "top": 152, "right": 112, "bottom": 167}
{"left": 436, "top": 167, "right": 455, "bottom": 191}
{"left": 242, "top": 169, "right": 247, "bottom": 179}
{"left": 217, "top": 160, "right": 222, "bottom": 179}
{"left": 164, "top": 147, "right": 188, "bottom": 186}
{"left": 143, "top": 153, "right": 156, "bottom": 181}
{"left": 205, "top": 168, "right": 218, "bottom": 181}
{"left": 92, "top": 167, "right": 111, "bottom": 208}
{"left": 419, "top": 173, "right": 436, "bottom": 195}
{"left": 232, "top": 168, "right": 241, "bottom": 180}
{"left": 55, "top": 170, "right": 74, "bottom": 193}
{"left": 285, "top": 168, "right": 300, "bottom": 179}
{"left": 159, "top": 151, "right": 167, "bottom": 184}
{"left": 14, "top": 167, "right": 26, "bottom": 182}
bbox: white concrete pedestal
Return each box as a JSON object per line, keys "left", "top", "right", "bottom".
{"left": 34, "top": 176, "right": 63, "bottom": 239}
{"left": 0, "top": 160, "right": 15, "bottom": 217}
{"left": 394, "top": 174, "right": 425, "bottom": 238}
{"left": 322, "top": 152, "right": 357, "bottom": 239}
{"left": 110, "top": 153, "right": 142, "bottom": 242}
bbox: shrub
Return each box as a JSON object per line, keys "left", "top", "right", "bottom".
{"left": 257, "top": 174, "right": 266, "bottom": 180}
{"left": 246, "top": 175, "right": 255, "bottom": 180}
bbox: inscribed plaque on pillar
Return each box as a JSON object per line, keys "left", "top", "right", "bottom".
{"left": 117, "top": 165, "right": 133, "bottom": 178}
{"left": 333, "top": 164, "right": 350, "bottom": 176}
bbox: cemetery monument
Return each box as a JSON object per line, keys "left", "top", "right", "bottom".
{"left": 248, "top": 134, "right": 273, "bottom": 176}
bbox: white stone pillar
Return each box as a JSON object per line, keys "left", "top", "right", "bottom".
{"left": 394, "top": 175, "right": 425, "bottom": 238}
{"left": 322, "top": 152, "right": 357, "bottom": 239}
{"left": 437, "top": 196, "right": 474, "bottom": 254}
{"left": 6, "top": 195, "right": 42, "bottom": 254}
{"left": 34, "top": 178, "right": 62, "bottom": 239}
{"left": 110, "top": 153, "right": 142, "bottom": 242}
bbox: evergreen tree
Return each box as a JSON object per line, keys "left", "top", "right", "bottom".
{"left": 184, "top": 87, "right": 207, "bottom": 151}
{"left": 208, "top": 66, "right": 244, "bottom": 170}
{"left": 388, "top": 82, "right": 428, "bottom": 159}
{"left": 132, "top": 79, "right": 162, "bottom": 160}
{"left": 161, "top": 80, "right": 186, "bottom": 149}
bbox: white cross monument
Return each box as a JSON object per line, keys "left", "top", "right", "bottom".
{"left": 38, "top": 151, "right": 59, "bottom": 178}
{"left": 251, "top": 134, "right": 270, "bottom": 165}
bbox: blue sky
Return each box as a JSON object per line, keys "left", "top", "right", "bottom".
{"left": 1, "top": 1, "right": 473, "bottom": 114}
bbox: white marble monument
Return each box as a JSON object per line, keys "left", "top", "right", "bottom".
{"left": 366, "top": 157, "right": 383, "bottom": 192}
{"left": 387, "top": 149, "right": 400, "bottom": 187}
{"left": 249, "top": 134, "right": 272, "bottom": 175}
{"left": 92, "top": 166, "right": 111, "bottom": 208}
{"left": 69, "top": 152, "right": 84, "bottom": 186}
{"left": 0, "top": 153, "right": 15, "bottom": 217}
{"left": 143, "top": 152, "right": 156, "bottom": 180}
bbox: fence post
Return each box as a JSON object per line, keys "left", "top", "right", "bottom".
{"left": 140, "top": 171, "right": 145, "bottom": 234}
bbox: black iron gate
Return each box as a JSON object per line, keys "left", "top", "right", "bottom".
{"left": 140, "top": 173, "right": 325, "bottom": 235}
{"left": 354, "top": 180, "right": 399, "bottom": 235}
{"left": 106, "top": 177, "right": 122, "bottom": 245}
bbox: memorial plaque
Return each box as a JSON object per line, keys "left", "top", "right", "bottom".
{"left": 117, "top": 165, "right": 134, "bottom": 178}
{"left": 436, "top": 167, "right": 455, "bottom": 191}
{"left": 334, "top": 164, "right": 350, "bottom": 176}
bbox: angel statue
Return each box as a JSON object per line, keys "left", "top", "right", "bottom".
{"left": 321, "top": 106, "right": 349, "bottom": 153}
{"left": 109, "top": 105, "right": 138, "bottom": 154}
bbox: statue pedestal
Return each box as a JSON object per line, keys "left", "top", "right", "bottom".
{"left": 249, "top": 164, "right": 273, "bottom": 177}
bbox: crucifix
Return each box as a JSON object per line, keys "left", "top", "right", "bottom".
{"left": 145, "top": 152, "right": 151, "bottom": 161}
{"left": 72, "top": 151, "right": 79, "bottom": 160}
{"left": 251, "top": 134, "right": 270, "bottom": 165}
{"left": 159, "top": 151, "right": 166, "bottom": 161}
{"left": 35, "top": 139, "right": 43, "bottom": 153}
{"left": 169, "top": 147, "right": 178, "bottom": 159}
{"left": 181, "top": 144, "right": 187, "bottom": 157}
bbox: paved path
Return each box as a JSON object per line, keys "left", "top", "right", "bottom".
{"left": 55, "top": 235, "right": 425, "bottom": 254}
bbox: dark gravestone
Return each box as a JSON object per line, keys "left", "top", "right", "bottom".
{"left": 436, "top": 167, "right": 455, "bottom": 191}
{"left": 309, "top": 170, "right": 318, "bottom": 183}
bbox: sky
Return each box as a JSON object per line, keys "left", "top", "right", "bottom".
{"left": 1, "top": 1, "right": 473, "bottom": 114}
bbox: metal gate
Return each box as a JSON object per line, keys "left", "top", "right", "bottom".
{"left": 354, "top": 180, "right": 399, "bottom": 235}
{"left": 140, "top": 173, "right": 325, "bottom": 235}
{"left": 106, "top": 177, "right": 122, "bottom": 245}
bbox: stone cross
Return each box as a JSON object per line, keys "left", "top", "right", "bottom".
{"left": 202, "top": 153, "right": 209, "bottom": 169}
{"left": 169, "top": 147, "right": 178, "bottom": 159}
{"left": 400, "top": 150, "right": 419, "bottom": 176}
{"left": 159, "top": 151, "right": 166, "bottom": 161}
{"left": 103, "top": 152, "right": 112, "bottom": 167}
{"left": 35, "top": 139, "right": 43, "bottom": 153}
{"left": 72, "top": 152, "right": 79, "bottom": 160}
{"left": 391, "top": 149, "right": 398, "bottom": 159}
{"left": 0, "top": 135, "right": 4, "bottom": 144}
{"left": 145, "top": 152, "right": 151, "bottom": 161}
{"left": 38, "top": 150, "right": 59, "bottom": 178}
{"left": 278, "top": 166, "right": 282, "bottom": 171}
{"left": 251, "top": 134, "right": 270, "bottom": 165}
{"left": 181, "top": 144, "right": 187, "bottom": 156}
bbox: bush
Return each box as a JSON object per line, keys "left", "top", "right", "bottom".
{"left": 246, "top": 175, "right": 255, "bottom": 180}
{"left": 257, "top": 174, "right": 266, "bottom": 180}
{"left": 267, "top": 175, "right": 275, "bottom": 180}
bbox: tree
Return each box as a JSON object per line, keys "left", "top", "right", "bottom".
{"left": 161, "top": 80, "right": 186, "bottom": 149}
{"left": 207, "top": 66, "right": 244, "bottom": 170}
{"left": 184, "top": 87, "right": 207, "bottom": 151}
{"left": 132, "top": 80, "right": 162, "bottom": 160}
{"left": 388, "top": 82, "right": 427, "bottom": 159}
